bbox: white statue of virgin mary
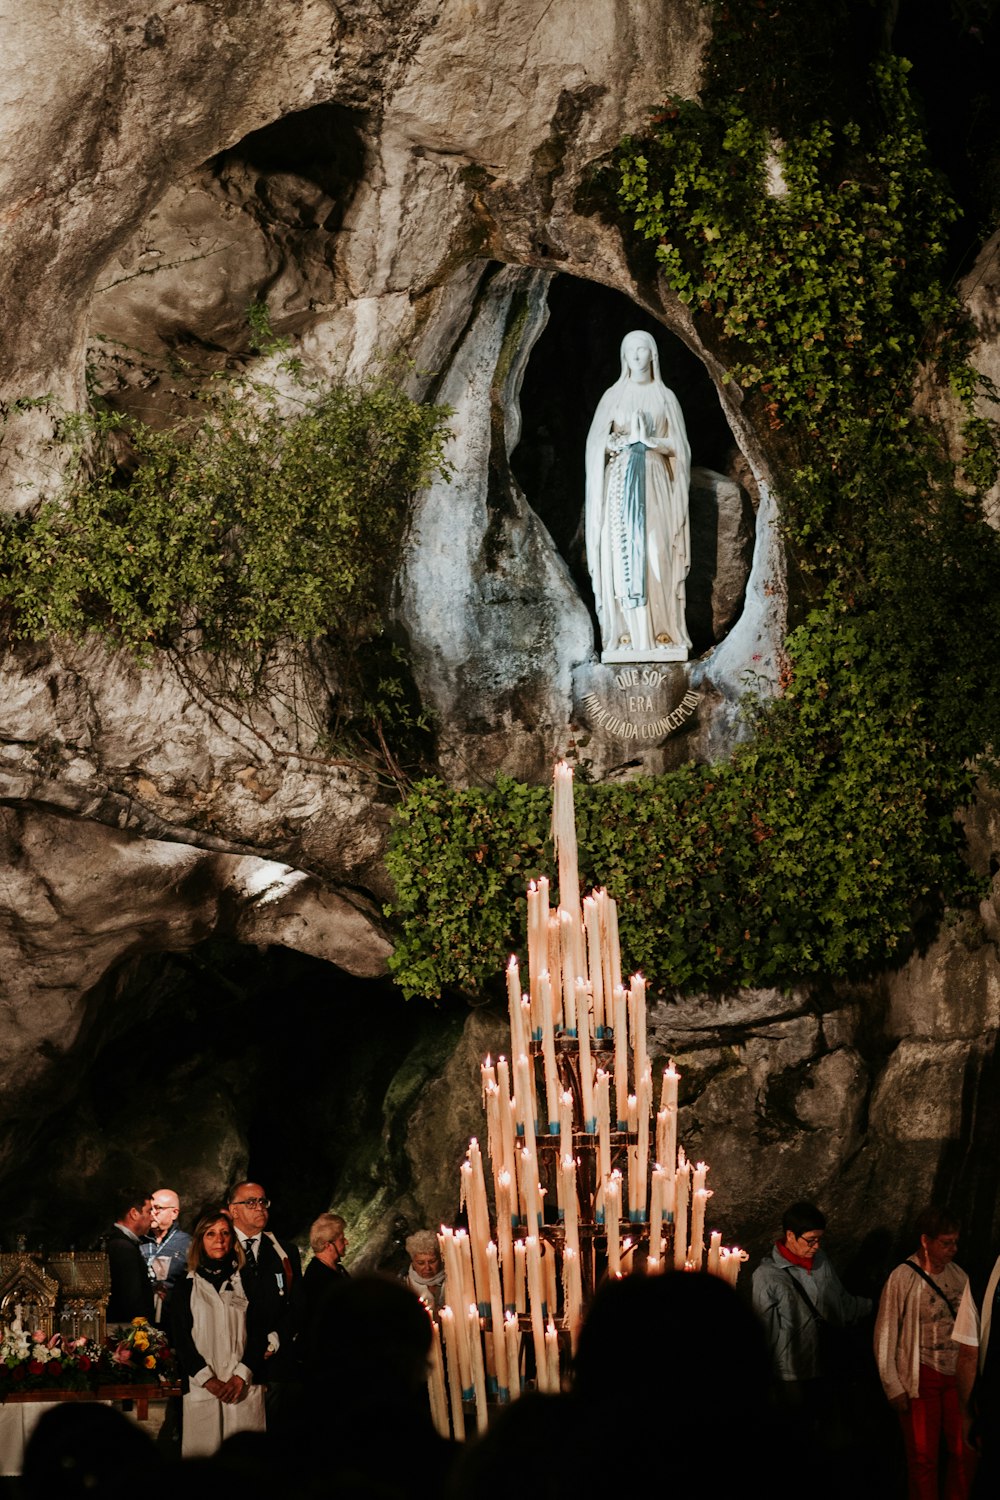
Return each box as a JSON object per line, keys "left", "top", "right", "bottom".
{"left": 585, "top": 330, "right": 691, "bottom": 659}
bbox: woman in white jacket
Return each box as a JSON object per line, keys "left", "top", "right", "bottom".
{"left": 873, "top": 1207, "right": 969, "bottom": 1500}
{"left": 172, "top": 1210, "right": 267, "bottom": 1458}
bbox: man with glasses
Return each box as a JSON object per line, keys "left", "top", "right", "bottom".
{"left": 227, "top": 1181, "right": 302, "bottom": 1430}
{"left": 141, "top": 1189, "right": 192, "bottom": 1324}
{"left": 752, "top": 1200, "right": 871, "bottom": 1402}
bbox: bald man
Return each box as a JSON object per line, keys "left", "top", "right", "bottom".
{"left": 140, "top": 1188, "right": 192, "bottom": 1322}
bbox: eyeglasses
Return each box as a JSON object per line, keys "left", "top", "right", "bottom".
{"left": 798, "top": 1233, "right": 823, "bottom": 1247}
{"left": 232, "top": 1198, "right": 270, "bottom": 1209}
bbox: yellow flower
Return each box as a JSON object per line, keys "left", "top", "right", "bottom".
{"left": 144, "top": 1355, "right": 156, "bottom": 1369}
{"left": 133, "top": 1334, "right": 149, "bottom": 1351}
{"left": 131, "top": 1318, "right": 148, "bottom": 1328}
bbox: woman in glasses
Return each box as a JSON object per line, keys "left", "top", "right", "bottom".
{"left": 172, "top": 1210, "right": 266, "bottom": 1457}
{"left": 874, "top": 1206, "right": 970, "bottom": 1499}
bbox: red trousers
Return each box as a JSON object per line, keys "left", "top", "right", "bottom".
{"left": 898, "top": 1363, "right": 969, "bottom": 1500}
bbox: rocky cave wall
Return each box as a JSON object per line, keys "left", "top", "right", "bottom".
{"left": 0, "top": 0, "right": 998, "bottom": 1280}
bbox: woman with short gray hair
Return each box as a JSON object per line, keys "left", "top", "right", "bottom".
{"left": 404, "top": 1229, "right": 446, "bottom": 1315}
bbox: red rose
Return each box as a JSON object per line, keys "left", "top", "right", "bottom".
{"left": 10, "top": 1365, "right": 25, "bottom": 1383}
{"left": 27, "top": 1360, "right": 44, "bottom": 1376}
{"left": 77, "top": 1356, "right": 91, "bottom": 1371}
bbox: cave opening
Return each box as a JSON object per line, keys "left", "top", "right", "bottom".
{"left": 5, "top": 942, "right": 465, "bottom": 1259}
{"left": 509, "top": 275, "right": 751, "bottom": 657}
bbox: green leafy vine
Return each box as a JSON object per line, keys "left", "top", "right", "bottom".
{"left": 0, "top": 340, "right": 451, "bottom": 779}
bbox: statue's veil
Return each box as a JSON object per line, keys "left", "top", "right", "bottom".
{"left": 614, "top": 329, "right": 664, "bottom": 389}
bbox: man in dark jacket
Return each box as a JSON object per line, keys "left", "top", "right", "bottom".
{"left": 104, "top": 1188, "right": 154, "bottom": 1325}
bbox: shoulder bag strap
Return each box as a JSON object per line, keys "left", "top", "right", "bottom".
{"left": 784, "top": 1267, "right": 825, "bottom": 1323}
{"left": 905, "top": 1259, "right": 958, "bottom": 1318}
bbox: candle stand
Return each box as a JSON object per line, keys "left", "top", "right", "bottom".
{"left": 425, "top": 763, "right": 747, "bottom": 1443}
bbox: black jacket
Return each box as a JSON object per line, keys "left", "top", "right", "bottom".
{"left": 105, "top": 1226, "right": 155, "bottom": 1323}
{"left": 237, "top": 1231, "right": 302, "bottom": 1381}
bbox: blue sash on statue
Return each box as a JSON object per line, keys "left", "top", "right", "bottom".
{"left": 620, "top": 441, "right": 647, "bottom": 608}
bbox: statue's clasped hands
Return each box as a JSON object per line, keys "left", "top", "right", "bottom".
{"left": 628, "top": 410, "right": 675, "bottom": 475}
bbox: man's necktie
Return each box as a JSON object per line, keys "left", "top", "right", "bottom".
{"left": 244, "top": 1237, "right": 257, "bottom": 1266}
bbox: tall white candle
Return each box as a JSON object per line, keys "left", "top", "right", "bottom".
{"left": 527, "top": 882, "right": 544, "bottom": 1036}
{"left": 562, "top": 1244, "right": 584, "bottom": 1352}
{"left": 649, "top": 1165, "right": 667, "bottom": 1257}
{"left": 485, "top": 1082, "right": 504, "bottom": 1196}
{"left": 541, "top": 1239, "right": 558, "bottom": 1324}
{"left": 576, "top": 977, "right": 595, "bottom": 1128}
{"left": 497, "top": 1057, "right": 518, "bottom": 1203}
{"left": 664, "top": 1104, "right": 677, "bottom": 1178}
{"left": 440, "top": 1263, "right": 473, "bottom": 1394}
{"left": 439, "top": 1228, "right": 466, "bottom": 1331}
{"left": 583, "top": 895, "right": 605, "bottom": 1033}
{"left": 468, "top": 1304, "right": 489, "bottom": 1433}
{"left": 552, "top": 761, "right": 581, "bottom": 924}
{"left": 521, "top": 1147, "right": 544, "bottom": 1231}
{"left": 515, "top": 1053, "right": 538, "bottom": 1158}
{"left": 439, "top": 1306, "right": 467, "bottom": 1438}
{"left": 559, "top": 911, "right": 578, "bottom": 1034}
{"left": 655, "top": 1107, "right": 668, "bottom": 1169}
{"left": 547, "top": 912, "right": 564, "bottom": 1028}
{"left": 674, "top": 1156, "right": 691, "bottom": 1271}
{"left": 427, "top": 1315, "right": 451, "bottom": 1438}
{"left": 456, "top": 1229, "right": 478, "bottom": 1314}
{"left": 561, "top": 1154, "right": 580, "bottom": 1258}
{"left": 597, "top": 890, "right": 615, "bottom": 1026}
{"left": 707, "top": 1230, "right": 722, "bottom": 1277}
{"left": 613, "top": 986, "right": 629, "bottom": 1126}
{"left": 660, "top": 1059, "right": 680, "bottom": 1114}
{"left": 558, "top": 1089, "right": 574, "bottom": 1147}
{"left": 540, "top": 974, "right": 561, "bottom": 1133}
{"left": 514, "top": 1239, "right": 526, "bottom": 1314}
{"left": 486, "top": 1242, "right": 510, "bottom": 1397}
{"left": 595, "top": 1070, "right": 612, "bottom": 1200}
{"left": 481, "top": 1055, "right": 497, "bottom": 1105}
{"left": 606, "top": 1170, "right": 622, "bottom": 1277}
{"left": 690, "top": 1187, "right": 711, "bottom": 1270}
{"left": 636, "top": 1068, "right": 651, "bottom": 1224}
{"left": 497, "top": 1169, "right": 515, "bottom": 1308}
{"left": 507, "top": 956, "right": 526, "bottom": 1060}
{"left": 504, "top": 1311, "right": 522, "bottom": 1400}
{"left": 544, "top": 1319, "right": 561, "bottom": 1394}
{"left": 627, "top": 1142, "right": 639, "bottom": 1219}
{"left": 525, "top": 1235, "right": 548, "bottom": 1380}
{"left": 466, "top": 1139, "right": 493, "bottom": 1308}
{"left": 630, "top": 973, "right": 647, "bottom": 1085}
{"left": 607, "top": 894, "right": 623, "bottom": 993}
{"left": 690, "top": 1159, "right": 708, "bottom": 1267}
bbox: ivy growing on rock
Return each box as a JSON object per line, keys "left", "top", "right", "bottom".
{"left": 386, "top": 613, "right": 978, "bottom": 999}
{"left": 386, "top": 12, "right": 1000, "bottom": 1000}
{"left": 0, "top": 365, "right": 450, "bottom": 776}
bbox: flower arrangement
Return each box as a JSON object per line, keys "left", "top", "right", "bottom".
{"left": 103, "top": 1317, "right": 175, "bottom": 1382}
{"left": 0, "top": 1329, "right": 100, "bottom": 1393}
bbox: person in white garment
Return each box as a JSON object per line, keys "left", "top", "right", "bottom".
{"left": 172, "top": 1210, "right": 267, "bottom": 1458}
